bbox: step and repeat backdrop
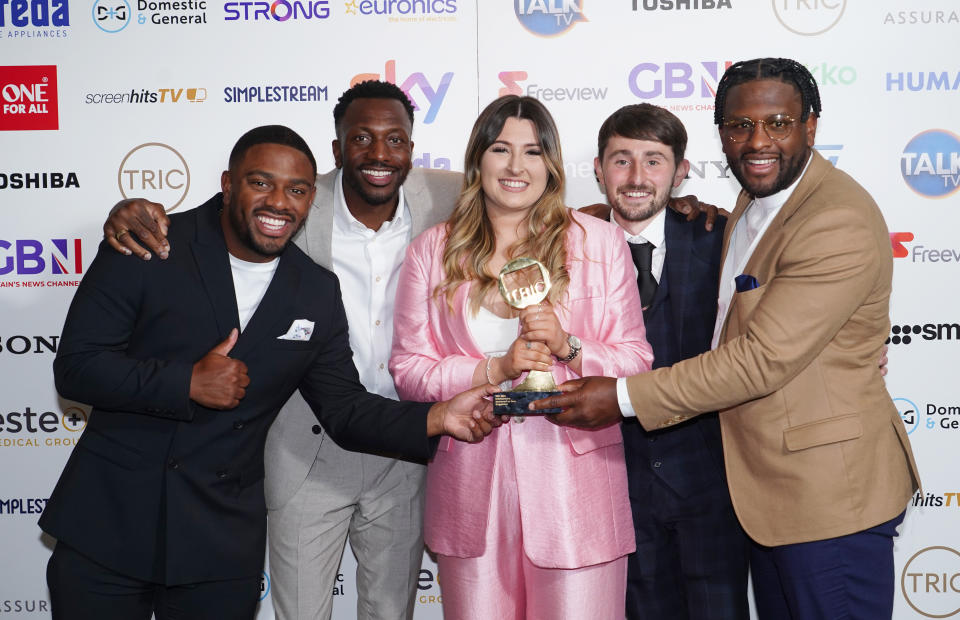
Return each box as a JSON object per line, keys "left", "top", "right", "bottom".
{"left": 3, "top": 0, "right": 959, "bottom": 618}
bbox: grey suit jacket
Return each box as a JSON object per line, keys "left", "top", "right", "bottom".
{"left": 264, "top": 167, "right": 463, "bottom": 509}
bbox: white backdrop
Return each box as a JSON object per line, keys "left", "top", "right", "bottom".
{"left": 2, "top": 0, "right": 960, "bottom": 618}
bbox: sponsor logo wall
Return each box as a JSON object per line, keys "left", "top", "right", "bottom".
{"left": 1, "top": 0, "right": 957, "bottom": 618}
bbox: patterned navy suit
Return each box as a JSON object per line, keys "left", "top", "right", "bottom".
{"left": 620, "top": 209, "right": 750, "bottom": 620}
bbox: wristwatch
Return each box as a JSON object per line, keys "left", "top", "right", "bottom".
{"left": 558, "top": 333, "right": 581, "bottom": 363}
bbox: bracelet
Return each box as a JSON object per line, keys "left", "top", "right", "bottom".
{"left": 485, "top": 356, "right": 497, "bottom": 386}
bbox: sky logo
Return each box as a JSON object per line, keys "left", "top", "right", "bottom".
{"left": 514, "top": 0, "right": 586, "bottom": 36}
{"left": 901, "top": 129, "right": 960, "bottom": 198}
{"left": 352, "top": 60, "right": 452, "bottom": 124}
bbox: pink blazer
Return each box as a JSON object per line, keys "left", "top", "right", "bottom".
{"left": 390, "top": 210, "right": 653, "bottom": 568}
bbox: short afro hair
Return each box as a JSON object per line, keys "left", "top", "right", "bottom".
{"left": 332, "top": 80, "right": 415, "bottom": 138}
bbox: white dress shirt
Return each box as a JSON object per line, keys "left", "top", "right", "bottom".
{"left": 617, "top": 154, "right": 812, "bottom": 417}
{"left": 331, "top": 171, "right": 411, "bottom": 400}
{"left": 612, "top": 207, "right": 667, "bottom": 282}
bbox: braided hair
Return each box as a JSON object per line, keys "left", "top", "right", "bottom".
{"left": 713, "top": 58, "right": 822, "bottom": 125}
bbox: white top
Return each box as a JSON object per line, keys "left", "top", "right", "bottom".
{"left": 229, "top": 253, "right": 280, "bottom": 331}
{"left": 617, "top": 155, "right": 812, "bottom": 418}
{"left": 612, "top": 206, "right": 666, "bottom": 283}
{"left": 331, "top": 170, "right": 411, "bottom": 400}
{"left": 468, "top": 306, "right": 519, "bottom": 390}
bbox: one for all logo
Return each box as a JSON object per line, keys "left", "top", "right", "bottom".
{"left": 0, "top": 66, "right": 58, "bottom": 131}
{"left": 902, "top": 130, "right": 960, "bottom": 198}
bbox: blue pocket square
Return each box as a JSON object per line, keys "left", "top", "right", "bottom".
{"left": 735, "top": 274, "right": 759, "bottom": 292}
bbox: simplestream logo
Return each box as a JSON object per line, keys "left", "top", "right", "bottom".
{"left": 887, "top": 321, "right": 960, "bottom": 346}
{"left": 514, "top": 0, "right": 586, "bottom": 37}
{"left": 901, "top": 130, "right": 960, "bottom": 198}
{"left": 352, "top": 60, "right": 452, "bottom": 124}
{"left": 0, "top": 65, "right": 58, "bottom": 131}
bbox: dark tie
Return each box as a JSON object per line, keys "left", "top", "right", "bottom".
{"left": 628, "top": 241, "right": 657, "bottom": 309}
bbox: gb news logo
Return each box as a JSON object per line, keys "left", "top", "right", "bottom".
{"left": 0, "top": 404, "right": 87, "bottom": 449}
{"left": 901, "top": 546, "right": 960, "bottom": 618}
{"left": 117, "top": 142, "right": 190, "bottom": 212}
{"left": 0, "top": 238, "right": 83, "bottom": 287}
{"left": 901, "top": 129, "right": 960, "bottom": 199}
{"left": 514, "top": 0, "right": 587, "bottom": 37}
{"left": 0, "top": 65, "right": 58, "bottom": 131}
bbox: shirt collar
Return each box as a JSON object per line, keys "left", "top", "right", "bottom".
{"left": 750, "top": 153, "right": 813, "bottom": 217}
{"left": 610, "top": 205, "right": 666, "bottom": 248}
{"left": 333, "top": 169, "right": 406, "bottom": 234}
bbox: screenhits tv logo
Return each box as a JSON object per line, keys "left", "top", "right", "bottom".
{"left": 514, "top": 0, "right": 587, "bottom": 37}
{"left": 352, "top": 60, "right": 452, "bottom": 124}
{"left": 0, "top": 66, "right": 58, "bottom": 131}
{"left": 901, "top": 129, "right": 960, "bottom": 198}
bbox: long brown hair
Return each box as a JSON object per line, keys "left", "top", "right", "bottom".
{"left": 437, "top": 95, "right": 572, "bottom": 312}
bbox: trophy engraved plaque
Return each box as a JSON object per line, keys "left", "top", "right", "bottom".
{"left": 493, "top": 257, "right": 561, "bottom": 414}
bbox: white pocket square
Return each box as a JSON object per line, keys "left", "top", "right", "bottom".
{"left": 278, "top": 319, "right": 314, "bottom": 341}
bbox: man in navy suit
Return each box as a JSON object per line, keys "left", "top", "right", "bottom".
{"left": 583, "top": 104, "right": 749, "bottom": 620}
{"left": 40, "top": 125, "right": 496, "bottom": 620}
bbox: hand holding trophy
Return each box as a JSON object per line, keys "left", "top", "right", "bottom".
{"left": 493, "top": 257, "right": 562, "bottom": 414}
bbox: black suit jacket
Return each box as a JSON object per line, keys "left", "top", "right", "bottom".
{"left": 622, "top": 209, "right": 728, "bottom": 497}
{"left": 40, "top": 194, "right": 434, "bottom": 585}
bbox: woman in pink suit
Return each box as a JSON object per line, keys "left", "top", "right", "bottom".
{"left": 390, "top": 95, "right": 652, "bottom": 619}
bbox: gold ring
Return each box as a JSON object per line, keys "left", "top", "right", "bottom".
{"left": 115, "top": 229, "right": 129, "bottom": 241}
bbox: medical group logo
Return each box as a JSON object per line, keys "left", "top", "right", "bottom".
{"left": 901, "top": 130, "right": 960, "bottom": 198}
{"left": 117, "top": 142, "right": 190, "bottom": 212}
{"left": 901, "top": 546, "right": 960, "bottom": 618}
{"left": 343, "top": 0, "right": 457, "bottom": 22}
{"left": 223, "top": 0, "right": 329, "bottom": 21}
{"left": 0, "top": 66, "right": 58, "bottom": 131}
{"left": 0, "top": 0, "right": 69, "bottom": 38}
{"left": 773, "top": 0, "right": 845, "bottom": 36}
{"left": 0, "top": 404, "right": 87, "bottom": 448}
{"left": 514, "top": 0, "right": 586, "bottom": 37}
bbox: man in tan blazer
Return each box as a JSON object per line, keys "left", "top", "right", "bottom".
{"left": 535, "top": 58, "right": 920, "bottom": 619}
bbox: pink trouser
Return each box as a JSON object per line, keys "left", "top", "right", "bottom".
{"left": 436, "top": 422, "right": 627, "bottom": 620}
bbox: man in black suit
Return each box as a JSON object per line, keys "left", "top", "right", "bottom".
{"left": 40, "top": 125, "right": 496, "bottom": 620}
{"left": 584, "top": 104, "right": 749, "bottom": 620}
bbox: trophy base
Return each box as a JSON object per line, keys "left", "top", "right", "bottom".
{"left": 493, "top": 390, "right": 561, "bottom": 415}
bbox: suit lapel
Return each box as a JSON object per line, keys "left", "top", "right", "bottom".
{"left": 231, "top": 254, "right": 300, "bottom": 359}
{"left": 191, "top": 195, "right": 240, "bottom": 342}
{"left": 293, "top": 169, "right": 337, "bottom": 270}
{"left": 661, "top": 211, "right": 690, "bottom": 350}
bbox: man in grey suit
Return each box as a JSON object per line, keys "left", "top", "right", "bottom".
{"left": 103, "top": 81, "right": 462, "bottom": 620}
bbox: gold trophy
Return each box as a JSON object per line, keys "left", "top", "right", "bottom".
{"left": 492, "top": 257, "right": 561, "bottom": 414}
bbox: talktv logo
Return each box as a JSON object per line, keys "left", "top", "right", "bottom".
{"left": 0, "top": 239, "right": 82, "bottom": 276}
{"left": 514, "top": 0, "right": 586, "bottom": 37}
{"left": 352, "top": 60, "right": 452, "bottom": 124}
{"left": 224, "top": 0, "right": 329, "bottom": 21}
{"left": 629, "top": 61, "right": 731, "bottom": 100}
{"left": 0, "top": 0, "right": 70, "bottom": 28}
{"left": 901, "top": 129, "right": 960, "bottom": 198}
{"left": 0, "top": 65, "right": 58, "bottom": 131}
{"left": 498, "top": 70, "right": 607, "bottom": 102}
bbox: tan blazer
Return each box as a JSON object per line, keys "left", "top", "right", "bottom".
{"left": 626, "top": 151, "right": 920, "bottom": 546}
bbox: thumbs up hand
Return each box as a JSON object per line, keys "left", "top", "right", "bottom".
{"left": 189, "top": 329, "right": 250, "bottom": 410}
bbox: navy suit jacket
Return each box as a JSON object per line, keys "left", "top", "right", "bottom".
{"left": 621, "top": 209, "right": 727, "bottom": 499}
{"left": 40, "top": 195, "right": 434, "bottom": 585}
